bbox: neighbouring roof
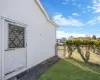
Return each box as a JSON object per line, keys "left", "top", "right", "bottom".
{"left": 35, "top": 0, "right": 58, "bottom": 27}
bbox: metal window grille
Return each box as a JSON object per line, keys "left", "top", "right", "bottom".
{"left": 8, "top": 24, "right": 25, "bottom": 48}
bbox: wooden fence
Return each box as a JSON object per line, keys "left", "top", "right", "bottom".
{"left": 56, "top": 43, "right": 66, "bottom": 58}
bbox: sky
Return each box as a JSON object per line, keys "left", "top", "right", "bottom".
{"left": 40, "top": 0, "right": 100, "bottom": 39}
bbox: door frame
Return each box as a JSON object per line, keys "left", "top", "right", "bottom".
{"left": 1, "top": 16, "right": 28, "bottom": 80}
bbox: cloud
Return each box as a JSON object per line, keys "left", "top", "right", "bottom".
{"left": 88, "top": 10, "right": 91, "bottom": 12}
{"left": 53, "top": 13, "right": 100, "bottom": 27}
{"left": 72, "top": 0, "right": 76, "bottom": 5}
{"left": 53, "top": 14, "right": 84, "bottom": 27}
{"left": 79, "top": 28, "right": 83, "bottom": 29}
{"left": 63, "top": 0, "right": 77, "bottom": 5}
{"left": 98, "top": 30, "right": 100, "bottom": 32}
{"left": 82, "top": 10, "right": 86, "bottom": 13}
{"left": 65, "top": 0, "right": 69, "bottom": 1}
{"left": 56, "top": 31, "right": 86, "bottom": 39}
{"left": 57, "top": 31, "right": 100, "bottom": 39}
{"left": 78, "top": 4, "right": 82, "bottom": 8}
{"left": 97, "top": 16, "right": 100, "bottom": 20}
{"left": 72, "top": 13, "right": 80, "bottom": 16}
{"left": 96, "top": 16, "right": 100, "bottom": 22}
{"left": 87, "top": 6, "right": 92, "bottom": 9}
{"left": 72, "top": 3, "right": 76, "bottom": 5}
{"left": 86, "top": 19, "right": 96, "bottom": 25}
{"left": 86, "top": 16, "right": 100, "bottom": 25}
{"left": 86, "top": 1, "right": 100, "bottom": 13}
{"left": 62, "top": 2, "right": 67, "bottom": 5}
{"left": 62, "top": 0, "right": 69, "bottom": 5}
{"left": 92, "top": 0, "right": 100, "bottom": 13}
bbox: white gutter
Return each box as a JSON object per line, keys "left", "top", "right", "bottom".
{"left": 35, "top": 0, "right": 58, "bottom": 27}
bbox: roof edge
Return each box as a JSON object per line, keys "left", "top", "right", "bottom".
{"left": 35, "top": 0, "right": 58, "bottom": 27}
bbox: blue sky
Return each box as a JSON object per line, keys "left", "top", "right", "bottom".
{"left": 41, "top": 0, "right": 100, "bottom": 39}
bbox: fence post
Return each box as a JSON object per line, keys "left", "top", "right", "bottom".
{"left": 56, "top": 43, "right": 58, "bottom": 56}
{"left": 64, "top": 44, "right": 66, "bottom": 58}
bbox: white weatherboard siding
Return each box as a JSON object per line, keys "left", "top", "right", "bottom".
{"left": 0, "top": 18, "right": 2, "bottom": 80}
{"left": 0, "top": 0, "right": 56, "bottom": 79}
{"left": 0, "top": 1, "right": 2, "bottom": 79}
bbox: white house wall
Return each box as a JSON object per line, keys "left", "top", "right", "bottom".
{"left": 0, "top": 16, "right": 2, "bottom": 80}
{"left": 0, "top": 0, "right": 2, "bottom": 79}
{"left": 0, "top": 0, "right": 56, "bottom": 71}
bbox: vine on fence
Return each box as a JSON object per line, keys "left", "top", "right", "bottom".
{"left": 65, "top": 40, "right": 100, "bottom": 63}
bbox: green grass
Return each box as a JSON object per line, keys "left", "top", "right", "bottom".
{"left": 38, "top": 59, "right": 100, "bottom": 80}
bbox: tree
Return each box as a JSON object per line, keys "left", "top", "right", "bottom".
{"left": 68, "top": 36, "right": 73, "bottom": 40}
{"left": 92, "top": 35, "right": 96, "bottom": 40}
{"left": 65, "top": 40, "right": 94, "bottom": 63}
{"left": 61, "top": 37, "right": 67, "bottom": 43}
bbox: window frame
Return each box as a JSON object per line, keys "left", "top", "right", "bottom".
{"left": 8, "top": 24, "right": 25, "bottom": 48}
{"left": 5, "top": 20, "right": 27, "bottom": 50}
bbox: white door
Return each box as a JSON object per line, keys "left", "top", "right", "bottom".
{"left": 4, "top": 20, "right": 27, "bottom": 75}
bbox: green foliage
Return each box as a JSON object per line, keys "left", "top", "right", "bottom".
{"left": 66, "top": 40, "right": 100, "bottom": 47}
{"left": 66, "top": 40, "right": 95, "bottom": 46}
{"left": 92, "top": 35, "right": 96, "bottom": 40}
{"left": 94, "top": 40, "right": 100, "bottom": 47}
{"left": 65, "top": 40, "right": 100, "bottom": 63}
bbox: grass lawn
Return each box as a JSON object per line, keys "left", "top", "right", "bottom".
{"left": 38, "top": 59, "right": 100, "bottom": 80}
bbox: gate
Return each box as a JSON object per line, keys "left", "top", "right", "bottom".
{"left": 56, "top": 43, "right": 66, "bottom": 58}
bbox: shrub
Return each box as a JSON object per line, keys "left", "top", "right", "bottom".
{"left": 65, "top": 40, "right": 100, "bottom": 63}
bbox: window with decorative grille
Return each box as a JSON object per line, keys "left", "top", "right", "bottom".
{"left": 8, "top": 24, "right": 25, "bottom": 48}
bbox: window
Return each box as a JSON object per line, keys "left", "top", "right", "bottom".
{"left": 8, "top": 24, "right": 25, "bottom": 48}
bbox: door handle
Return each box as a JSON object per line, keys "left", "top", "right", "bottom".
{"left": 5, "top": 49, "right": 15, "bottom": 51}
